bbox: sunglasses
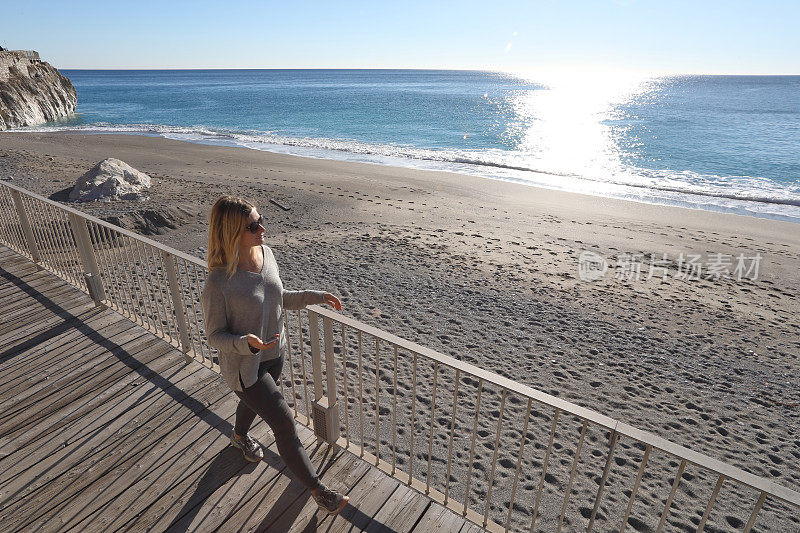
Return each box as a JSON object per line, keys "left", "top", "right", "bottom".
{"left": 246, "top": 215, "right": 264, "bottom": 234}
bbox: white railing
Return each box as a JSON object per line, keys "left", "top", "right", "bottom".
{"left": 1, "top": 181, "right": 798, "bottom": 532}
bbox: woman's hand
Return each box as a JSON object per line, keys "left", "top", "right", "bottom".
{"left": 323, "top": 292, "right": 342, "bottom": 311}
{"left": 246, "top": 333, "right": 280, "bottom": 351}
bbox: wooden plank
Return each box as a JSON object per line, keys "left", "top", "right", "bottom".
{"left": 0, "top": 308, "right": 133, "bottom": 374}
{"left": 0, "top": 270, "right": 84, "bottom": 304}
{"left": 1, "top": 367, "right": 226, "bottom": 529}
{"left": 0, "top": 313, "right": 133, "bottom": 400}
{"left": 0, "top": 283, "right": 80, "bottom": 319}
{"left": 229, "top": 446, "right": 363, "bottom": 532}
{"left": 0, "top": 328, "right": 150, "bottom": 434}
{"left": 0, "top": 328, "right": 158, "bottom": 433}
{"left": 0, "top": 306, "right": 119, "bottom": 377}
{"left": 0, "top": 294, "right": 95, "bottom": 343}
{"left": 65, "top": 393, "right": 253, "bottom": 533}
{"left": 0, "top": 308, "right": 124, "bottom": 381}
{"left": 0, "top": 246, "right": 31, "bottom": 263}
{"left": 0, "top": 299, "right": 97, "bottom": 352}
{"left": 6, "top": 379, "right": 228, "bottom": 532}
{"left": 151, "top": 428, "right": 318, "bottom": 533}
{"left": 0, "top": 264, "right": 84, "bottom": 294}
{"left": 270, "top": 198, "right": 290, "bottom": 211}
{"left": 0, "top": 324, "right": 152, "bottom": 425}
{"left": 324, "top": 467, "right": 402, "bottom": 533}
{"left": 0, "top": 250, "right": 42, "bottom": 269}
{"left": 0, "top": 283, "right": 90, "bottom": 318}
{"left": 19, "top": 378, "right": 237, "bottom": 532}
{"left": 0, "top": 250, "right": 39, "bottom": 275}
{"left": 108, "top": 429, "right": 320, "bottom": 533}
{"left": 0, "top": 293, "right": 90, "bottom": 333}
{"left": 365, "top": 481, "right": 431, "bottom": 533}
{"left": 0, "top": 331, "right": 188, "bottom": 459}
{"left": 413, "top": 500, "right": 470, "bottom": 531}
{"left": 0, "top": 295, "right": 73, "bottom": 330}
{"left": 0, "top": 246, "right": 29, "bottom": 261}
{"left": 279, "top": 452, "right": 372, "bottom": 533}
{"left": 0, "top": 293, "right": 96, "bottom": 339}
{"left": 0, "top": 255, "right": 55, "bottom": 281}
{"left": 0, "top": 302, "right": 118, "bottom": 358}
{"left": 0, "top": 348, "right": 210, "bottom": 491}
{"left": 0, "top": 270, "right": 58, "bottom": 299}
{"left": 161, "top": 431, "right": 333, "bottom": 533}
{"left": 0, "top": 264, "right": 35, "bottom": 281}
{"left": 460, "top": 522, "right": 487, "bottom": 532}
{"left": 0, "top": 281, "right": 57, "bottom": 304}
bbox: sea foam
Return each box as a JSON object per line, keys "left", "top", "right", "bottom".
{"left": 18, "top": 120, "right": 800, "bottom": 222}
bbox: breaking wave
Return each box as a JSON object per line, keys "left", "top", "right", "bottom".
{"left": 15, "top": 122, "right": 800, "bottom": 221}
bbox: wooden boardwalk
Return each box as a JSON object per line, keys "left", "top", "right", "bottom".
{"left": 0, "top": 245, "right": 478, "bottom": 533}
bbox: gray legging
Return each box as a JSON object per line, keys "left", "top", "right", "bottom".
{"left": 234, "top": 356, "right": 321, "bottom": 490}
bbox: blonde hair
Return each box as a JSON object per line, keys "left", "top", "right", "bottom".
{"left": 207, "top": 196, "right": 255, "bottom": 278}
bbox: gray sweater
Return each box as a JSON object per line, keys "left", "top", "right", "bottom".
{"left": 200, "top": 245, "right": 325, "bottom": 392}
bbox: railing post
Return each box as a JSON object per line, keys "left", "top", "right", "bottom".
{"left": 588, "top": 428, "right": 619, "bottom": 532}
{"left": 323, "top": 316, "right": 338, "bottom": 408}
{"left": 161, "top": 250, "right": 192, "bottom": 363}
{"left": 308, "top": 310, "right": 324, "bottom": 400}
{"left": 307, "top": 309, "right": 340, "bottom": 444}
{"left": 67, "top": 212, "right": 106, "bottom": 306}
{"left": 9, "top": 189, "right": 42, "bottom": 266}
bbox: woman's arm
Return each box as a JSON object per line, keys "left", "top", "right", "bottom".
{"left": 282, "top": 290, "right": 341, "bottom": 311}
{"left": 200, "top": 281, "right": 253, "bottom": 355}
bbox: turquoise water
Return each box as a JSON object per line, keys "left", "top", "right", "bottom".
{"left": 21, "top": 69, "right": 800, "bottom": 221}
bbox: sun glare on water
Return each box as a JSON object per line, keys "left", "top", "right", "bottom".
{"left": 501, "top": 67, "right": 657, "bottom": 192}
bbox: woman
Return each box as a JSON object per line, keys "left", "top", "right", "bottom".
{"left": 200, "top": 195, "right": 349, "bottom": 515}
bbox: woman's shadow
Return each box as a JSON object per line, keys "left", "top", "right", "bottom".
{"left": 166, "top": 439, "right": 391, "bottom": 532}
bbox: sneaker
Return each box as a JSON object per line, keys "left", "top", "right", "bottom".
{"left": 312, "top": 484, "right": 349, "bottom": 515}
{"left": 230, "top": 430, "right": 264, "bottom": 462}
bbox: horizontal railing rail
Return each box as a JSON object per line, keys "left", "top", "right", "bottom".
{"left": 1, "top": 181, "right": 797, "bottom": 532}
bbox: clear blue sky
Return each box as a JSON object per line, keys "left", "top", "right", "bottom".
{"left": 2, "top": 0, "right": 798, "bottom": 74}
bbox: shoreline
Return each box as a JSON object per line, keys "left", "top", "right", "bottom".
{"left": 1, "top": 131, "right": 798, "bottom": 529}
{"left": 11, "top": 127, "right": 800, "bottom": 224}
{"left": 7, "top": 130, "right": 800, "bottom": 226}
{"left": 2, "top": 131, "right": 799, "bottom": 292}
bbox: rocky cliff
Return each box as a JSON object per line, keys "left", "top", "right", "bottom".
{"left": 0, "top": 51, "right": 76, "bottom": 131}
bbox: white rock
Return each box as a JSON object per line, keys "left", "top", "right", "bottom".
{"left": 0, "top": 53, "right": 77, "bottom": 131}
{"left": 69, "top": 158, "right": 151, "bottom": 202}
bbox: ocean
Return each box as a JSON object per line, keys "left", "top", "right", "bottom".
{"left": 19, "top": 69, "right": 800, "bottom": 222}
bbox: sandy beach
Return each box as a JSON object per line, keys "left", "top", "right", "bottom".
{"left": 1, "top": 132, "right": 798, "bottom": 530}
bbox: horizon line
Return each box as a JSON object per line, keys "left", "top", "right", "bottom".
{"left": 56, "top": 67, "right": 800, "bottom": 76}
